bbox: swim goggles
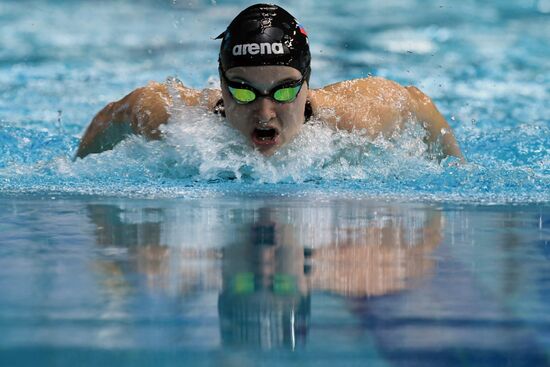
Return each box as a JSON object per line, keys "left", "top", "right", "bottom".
{"left": 220, "top": 68, "right": 309, "bottom": 104}
{"left": 231, "top": 272, "right": 298, "bottom": 295}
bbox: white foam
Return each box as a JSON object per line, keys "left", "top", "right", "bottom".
{"left": 155, "top": 105, "right": 438, "bottom": 183}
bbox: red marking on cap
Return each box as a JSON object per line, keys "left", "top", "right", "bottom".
{"left": 298, "top": 24, "right": 307, "bottom": 37}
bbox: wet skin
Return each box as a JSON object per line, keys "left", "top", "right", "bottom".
{"left": 76, "top": 67, "right": 464, "bottom": 161}
{"left": 222, "top": 66, "right": 308, "bottom": 156}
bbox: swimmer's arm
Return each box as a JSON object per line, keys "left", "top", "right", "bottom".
{"left": 309, "top": 78, "right": 464, "bottom": 162}
{"left": 308, "top": 78, "right": 406, "bottom": 135}
{"left": 76, "top": 82, "right": 170, "bottom": 158}
{"left": 406, "top": 86, "right": 465, "bottom": 162}
{"left": 75, "top": 82, "right": 221, "bottom": 159}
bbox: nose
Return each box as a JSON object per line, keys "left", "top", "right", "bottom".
{"left": 255, "top": 96, "right": 277, "bottom": 123}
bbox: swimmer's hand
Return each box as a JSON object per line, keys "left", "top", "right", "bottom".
{"left": 75, "top": 81, "right": 220, "bottom": 159}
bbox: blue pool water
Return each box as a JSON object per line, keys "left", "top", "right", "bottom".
{"left": 0, "top": 197, "right": 549, "bottom": 366}
{"left": 0, "top": 0, "right": 548, "bottom": 202}
{"left": 0, "top": 0, "right": 549, "bottom": 365}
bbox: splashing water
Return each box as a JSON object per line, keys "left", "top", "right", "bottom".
{"left": 0, "top": 0, "right": 548, "bottom": 203}
{"left": 1, "top": 99, "right": 547, "bottom": 203}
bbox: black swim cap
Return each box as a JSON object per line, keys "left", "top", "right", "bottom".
{"left": 217, "top": 4, "right": 311, "bottom": 82}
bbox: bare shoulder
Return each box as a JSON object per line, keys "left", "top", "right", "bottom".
{"left": 319, "top": 77, "right": 411, "bottom": 105}
{"left": 76, "top": 80, "right": 220, "bottom": 158}
{"left": 130, "top": 80, "right": 221, "bottom": 112}
{"left": 308, "top": 77, "right": 414, "bottom": 135}
{"left": 404, "top": 84, "right": 434, "bottom": 103}
{"left": 308, "top": 77, "right": 464, "bottom": 160}
{"left": 403, "top": 84, "right": 442, "bottom": 118}
{"left": 322, "top": 76, "right": 405, "bottom": 92}
{"left": 403, "top": 84, "right": 465, "bottom": 161}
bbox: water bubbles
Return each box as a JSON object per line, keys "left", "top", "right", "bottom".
{"left": 206, "top": 75, "right": 220, "bottom": 88}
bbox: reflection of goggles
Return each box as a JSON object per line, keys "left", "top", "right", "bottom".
{"left": 220, "top": 68, "right": 309, "bottom": 104}
{"left": 231, "top": 272, "right": 298, "bottom": 295}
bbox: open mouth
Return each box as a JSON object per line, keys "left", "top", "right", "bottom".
{"left": 251, "top": 127, "right": 280, "bottom": 146}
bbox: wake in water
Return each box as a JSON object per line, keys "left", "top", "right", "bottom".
{"left": 1, "top": 0, "right": 548, "bottom": 203}
{"left": 71, "top": 113, "right": 432, "bottom": 185}
{"left": 154, "top": 102, "right": 444, "bottom": 183}
{"left": 0, "top": 92, "right": 547, "bottom": 202}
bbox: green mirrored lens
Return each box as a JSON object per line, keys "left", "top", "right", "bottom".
{"left": 273, "top": 274, "right": 297, "bottom": 295}
{"left": 232, "top": 272, "right": 255, "bottom": 294}
{"left": 228, "top": 87, "right": 256, "bottom": 103}
{"left": 273, "top": 86, "right": 301, "bottom": 102}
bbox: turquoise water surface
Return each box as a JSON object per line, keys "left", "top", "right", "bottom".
{"left": 0, "top": 0, "right": 548, "bottom": 201}
{"left": 0, "top": 0, "right": 549, "bottom": 366}
{"left": 0, "top": 196, "right": 549, "bottom": 366}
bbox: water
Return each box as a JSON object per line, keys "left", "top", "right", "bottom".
{"left": 0, "top": 197, "right": 548, "bottom": 366}
{"left": 0, "top": 0, "right": 548, "bottom": 202}
{"left": 0, "top": 0, "right": 549, "bottom": 365}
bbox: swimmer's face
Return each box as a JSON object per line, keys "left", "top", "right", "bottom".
{"left": 221, "top": 65, "right": 308, "bottom": 156}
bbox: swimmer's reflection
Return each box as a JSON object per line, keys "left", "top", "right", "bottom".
{"left": 218, "top": 212, "right": 311, "bottom": 349}
{"left": 87, "top": 202, "right": 443, "bottom": 349}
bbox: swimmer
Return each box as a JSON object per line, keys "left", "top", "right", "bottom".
{"left": 76, "top": 3, "right": 464, "bottom": 161}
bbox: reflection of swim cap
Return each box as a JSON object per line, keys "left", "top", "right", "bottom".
{"left": 217, "top": 4, "right": 311, "bottom": 81}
